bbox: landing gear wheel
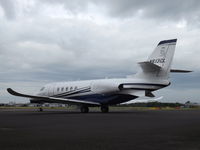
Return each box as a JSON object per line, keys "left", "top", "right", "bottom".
{"left": 80, "top": 106, "right": 89, "bottom": 113}
{"left": 39, "top": 107, "right": 43, "bottom": 112}
{"left": 101, "top": 106, "right": 109, "bottom": 113}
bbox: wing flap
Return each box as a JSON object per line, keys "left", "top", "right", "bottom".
{"left": 7, "top": 88, "right": 100, "bottom": 106}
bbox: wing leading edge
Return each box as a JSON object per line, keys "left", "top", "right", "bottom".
{"left": 7, "top": 88, "right": 100, "bottom": 106}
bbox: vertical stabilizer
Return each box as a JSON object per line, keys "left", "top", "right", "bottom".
{"left": 136, "top": 39, "right": 177, "bottom": 79}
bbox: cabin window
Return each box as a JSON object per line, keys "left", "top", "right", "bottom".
{"left": 74, "top": 86, "right": 77, "bottom": 90}
{"left": 61, "top": 87, "right": 64, "bottom": 91}
{"left": 40, "top": 87, "right": 45, "bottom": 91}
{"left": 70, "top": 87, "right": 73, "bottom": 91}
{"left": 57, "top": 88, "right": 60, "bottom": 92}
{"left": 66, "top": 87, "right": 68, "bottom": 91}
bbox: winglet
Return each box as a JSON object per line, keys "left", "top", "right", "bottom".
{"left": 7, "top": 88, "right": 20, "bottom": 96}
{"left": 7, "top": 88, "right": 45, "bottom": 99}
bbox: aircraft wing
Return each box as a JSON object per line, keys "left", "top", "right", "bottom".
{"left": 7, "top": 88, "right": 100, "bottom": 106}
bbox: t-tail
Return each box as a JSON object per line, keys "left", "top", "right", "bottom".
{"left": 136, "top": 39, "right": 177, "bottom": 79}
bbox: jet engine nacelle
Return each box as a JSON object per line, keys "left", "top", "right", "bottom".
{"left": 91, "top": 80, "right": 119, "bottom": 94}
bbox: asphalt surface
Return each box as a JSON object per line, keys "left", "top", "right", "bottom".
{"left": 0, "top": 109, "right": 200, "bottom": 150}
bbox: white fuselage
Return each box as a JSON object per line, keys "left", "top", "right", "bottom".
{"left": 35, "top": 77, "right": 169, "bottom": 105}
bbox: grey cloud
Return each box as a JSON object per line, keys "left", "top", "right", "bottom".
{"left": 99, "top": 0, "right": 200, "bottom": 19}
{"left": 2, "top": 0, "right": 200, "bottom": 23}
{"left": 0, "top": 16, "right": 138, "bottom": 78}
{"left": 42, "top": 0, "right": 90, "bottom": 14}
{"left": 40, "top": 0, "right": 200, "bottom": 22}
{"left": 0, "top": 0, "right": 16, "bottom": 19}
{"left": 1, "top": 0, "right": 200, "bottom": 22}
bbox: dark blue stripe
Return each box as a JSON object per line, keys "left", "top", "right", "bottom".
{"left": 54, "top": 89, "right": 91, "bottom": 98}
{"left": 158, "top": 39, "right": 177, "bottom": 46}
{"left": 66, "top": 94, "right": 137, "bottom": 105}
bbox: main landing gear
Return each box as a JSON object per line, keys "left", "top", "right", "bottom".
{"left": 37, "top": 104, "right": 43, "bottom": 112}
{"left": 101, "top": 106, "right": 109, "bottom": 113}
{"left": 39, "top": 107, "right": 43, "bottom": 112}
{"left": 80, "top": 106, "right": 109, "bottom": 113}
{"left": 80, "top": 106, "right": 89, "bottom": 113}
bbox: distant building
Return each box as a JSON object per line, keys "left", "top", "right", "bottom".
{"left": 27, "top": 103, "right": 67, "bottom": 107}
{"left": 184, "top": 101, "right": 200, "bottom": 108}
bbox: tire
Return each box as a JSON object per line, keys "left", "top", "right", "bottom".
{"left": 101, "top": 106, "right": 109, "bottom": 113}
{"left": 80, "top": 106, "right": 89, "bottom": 113}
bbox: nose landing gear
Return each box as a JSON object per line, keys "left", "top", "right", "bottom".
{"left": 39, "top": 107, "right": 43, "bottom": 112}
{"left": 80, "top": 106, "right": 89, "bottom": 113}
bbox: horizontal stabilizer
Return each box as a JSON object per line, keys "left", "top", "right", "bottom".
{"left": 138, "top": 61, "right": 161, "bottom": 72}
{"left": 7, "top": 88, "right": 100, "bottom": 106}
{"left": 131, "top": 90, "right": 155, "bottom": 97}
{"left": 170, "top": 69, "right": 192, "bottom": 73}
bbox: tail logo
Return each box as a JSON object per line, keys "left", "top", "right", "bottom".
{"left": 160, "top": 47, "right": 167, "bottom": 57}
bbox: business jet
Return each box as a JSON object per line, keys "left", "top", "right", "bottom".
{"left": 7, "top": 39, "right": 191, "bottom": 113}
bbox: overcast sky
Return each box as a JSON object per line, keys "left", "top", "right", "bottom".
{"left": 0, "top": 0, "right": 199, "bottom": 103}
